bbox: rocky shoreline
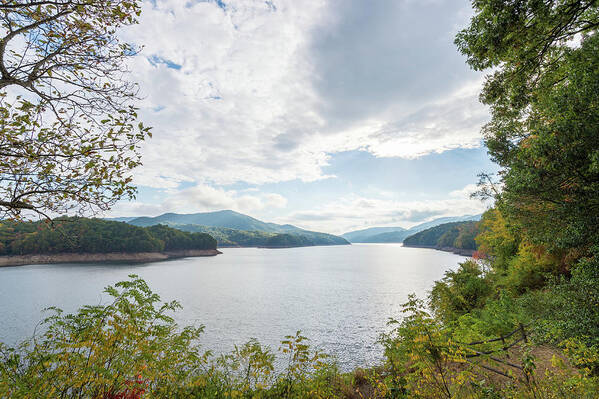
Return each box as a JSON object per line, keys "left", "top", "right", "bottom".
{"left": 0, "top": 249, "right": 222, "bottom": 267}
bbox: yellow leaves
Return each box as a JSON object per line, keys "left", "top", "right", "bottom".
{"left": 550, "top": 354, "right": 566, "bottom": 370}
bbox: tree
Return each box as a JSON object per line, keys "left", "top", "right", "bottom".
{"left": 457, "top": 1, "right": 599, "bottom": 256}
{"left": 456, "top": 0, "right": 599, "bottom": 119}
{"left": 0, "top": 0, "right": 150, "bottom": 220}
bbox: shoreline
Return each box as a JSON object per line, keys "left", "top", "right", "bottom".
{"left": 0, "top": 249, "right": 222, "bottom": 267}
{"left": 402, "top": 244, "right": 475, "bottom": 257}
{"left": 219, "top": 243, "right": 351, "bottom": 249}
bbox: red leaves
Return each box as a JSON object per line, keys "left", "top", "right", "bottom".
{"left": 98, "top": 375, "right": 147, "bottom": 399}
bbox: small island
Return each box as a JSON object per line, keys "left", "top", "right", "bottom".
{"left": 0, "top": 217, "right": 220, "bottom": 267}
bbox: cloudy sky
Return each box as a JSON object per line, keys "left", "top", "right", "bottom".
{"left": 107, "top": 0, "right": 498, "bottom": 234}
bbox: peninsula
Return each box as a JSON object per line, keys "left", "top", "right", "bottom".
{"left": 0, "top": 217, "right": 220, "bottom": 267}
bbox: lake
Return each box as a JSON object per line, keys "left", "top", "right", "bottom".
{"left": 0, "top": 244, "right": 465, "bottom": 371}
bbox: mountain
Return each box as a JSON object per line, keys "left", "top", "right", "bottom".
{"left": 358, "top": 230, "right": 414, "bottom": 243}
{"left": 406, "top": 214, "right": 481, "bottom": 232}
{"left": 103, "top": 216, "right": 138, "bottom": 223}
{"left": 341, "top": 226, "right": 405, "bottom": 243}
{"left": 402, "top": 221, "right": 479, "bottom": 255}
{"left": 129, "top": 210, "right": 314, "bottom": 234}
{"left": 129, "top": 210, "right": 278, "bottom": 231}
{"left": 167, "top": 224, "right": 348, "bottom": 247}
{"left": 125, "top": 210, "right": 349, "bottom": 248}
{"left": 342, "top": 214, "right": 482, "bottom": 243}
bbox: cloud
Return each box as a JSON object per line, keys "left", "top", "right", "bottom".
{"left": 108, "top": 183, "right": 287, "bottom": 217}
{"left": 449, "top": 183, "right": 479, "bottom": 198}
{"left": 118, "top": 0, "right": 487, "bottom": 189}
{"left": 277, "top": 184, "right": 489, "bottom": 234}
{"left": 107, "top": 180, "right": 488, "bottom": 235}
{"left": 309, "top": 0, "right": 478, "bottom": 123}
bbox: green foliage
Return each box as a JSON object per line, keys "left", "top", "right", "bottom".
{"left": 519, "top": 248, "right": 599, "bottom": 349}
{"left": 168, "top": 223, "right": 347, "bottom": 248}
{"left": 430, "top": 260, "right": 494, "bottom": 323}
{"left": 475, "top": 208, "right": 562, "bottom": 294}
{"left": 453, "top": 222, "right": 478, "bottom": 251}
{"left": 272, "top": 331, "right": 336, "bottom": 398}
{"left": 1, "top": 276, "right": 597, "bottom": 398}
{"left": 0, "top": 1, "right": 151, "bottom": 219}
{"left": 456, "top": 0, "right": 599, "bottom": 119}
{"left": 216, "top": 339, "right": 275, "bottom": 393}
{"left": 379, "top": 296, "right": 474, "bottom": 399}
{"left": 264, "top": 234, "right": 312, "bottom": 248}
{"left": 496, "top": 33, "right": 599, "bottom": 254}
{"left": 476, "top": 209, "right": 520, "bottom": 271}
{"left": 0, "top": 276, "right": 345, "bottom": 399}
{"left": 0, "top": 276, "right": 208, "bottom": 398}
{"left": 458, "top": 1, "right": 599, "bottom": 256}
{"left": 505, "top": 242, "right": 558, "bottom": 294}
{"left": 403, "top": 221, "right": 479, "bottom": 251}
{"left": 146, "top": 224, "right": 217, "bottom": 252}
{"left": 453, "top": 292, "right": 527, "bottom": 341}
{"left": 0, "top": 217, "right": 216, "bottom": 256}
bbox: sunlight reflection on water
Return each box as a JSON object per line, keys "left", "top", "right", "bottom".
{"left": 0, "top": 244, "right": 465, "bottom": 371}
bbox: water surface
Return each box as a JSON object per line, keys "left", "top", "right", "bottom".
{"left": 0, "top": 244, "right": 465, "bottom": 370}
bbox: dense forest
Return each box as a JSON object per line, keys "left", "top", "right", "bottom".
{"left": 0, "top": 218, "right": 216, "bottom": 256}
{"left": 402, "top": 221, "right": 479, "bottom": 251}
{"left": 172, "top": 224, "right": 348, "bottom": 247}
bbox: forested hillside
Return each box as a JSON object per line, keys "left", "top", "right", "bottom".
{"left": 341, "top": 226, "right": 406, "bottom": 242}
{"left": 342, "top": 214, "right": 481, "bottom": 243}
{"left": 129, "top": 210, "right": 277, "bottom": 231}
{"left": 168, "top": 224, "right": 348, "bottom": 247}
{"left": 124, "top": 210, "right": 349, "bottom": 247}
{"left": 402, "top": 221, "right": 478, "bottom": 251}
{"left": 0, "top": 218, "right": 216, "bottom": 256}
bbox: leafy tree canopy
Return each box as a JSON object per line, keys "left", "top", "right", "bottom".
{"left": 0, "top": 217, "right": 217, "bottom": 255}
{"left": 458, "top": 1, "right": 599, "bottom": 257}
{"left": 456, "top": 0, "right": 599, "bottom": 114}
{"left": 0, "top": 0, "right": 150, "bottom": 220}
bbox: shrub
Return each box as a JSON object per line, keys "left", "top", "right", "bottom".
{"left": 429, "top": 260, "right": 493, "bottom": 323}
{"left": 520, "top": 247, "right": 599, "bottom": 350}
{"left": 504, "top": 242, "right": 558, "bottom": 294}
{"left": 0, "top": 275, "right": 208, "bottom": 398}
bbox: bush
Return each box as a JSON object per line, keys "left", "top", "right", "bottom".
{"left": 429, "top": 260, "right": 493, "bottom": 323}
{"left": 505, "top": 242, "right": 558, "bottom": 294}
{"left": 0, "top": 276, "right": 342, "bottom": 399}
{"left": 520, "top": 248, "right": 599, "bottom": 349}
{"left": 0, "top": 276, "right": 207, "bottom": 398}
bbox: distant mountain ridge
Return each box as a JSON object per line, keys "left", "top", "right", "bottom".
{"left": 342, "top": 214, "right": 482, "bottom": 243}
{"left": 402, "top": 221, "right": 479, "bottom": 256}
{"left": 124, "top": 210, "right": 349, "bottom": 248}
{"left": 104, "top": 217, "right": 137, "bottom": 223}
{"left": 341, "top": 226, "right": 406, "bottom": 243}
{"left": 130, "top": 210, "right": 303, "bottom": 233}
